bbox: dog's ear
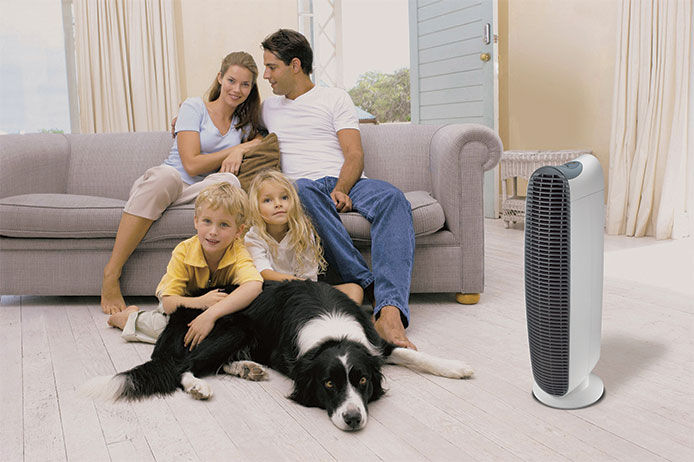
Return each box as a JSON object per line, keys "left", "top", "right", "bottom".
{"left": 288, "top": 354, "right": 320, "bottom": 407}
{"left": 367, "top": 355, "right": 386, "bottom": 402}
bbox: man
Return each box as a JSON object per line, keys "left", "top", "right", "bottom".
{"left": 260, "top": 29, "right": 416, "bottom": 350}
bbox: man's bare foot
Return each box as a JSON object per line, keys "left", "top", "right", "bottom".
{"left": 101, "top": 271, "right": 126, "bottom": 314}
{"left": 373, "top": 305, "right": 417, "bottom": 350}
{"left": 107, "top": 305, "right": 139, "bottom": 330}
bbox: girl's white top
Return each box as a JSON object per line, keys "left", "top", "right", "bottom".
{"left": 244, "top": 225, "right": 318, "bottom": 281}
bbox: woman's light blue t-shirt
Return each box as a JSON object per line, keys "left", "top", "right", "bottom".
{"left": 164, "top": 97, "right": 246, "bottom": 184}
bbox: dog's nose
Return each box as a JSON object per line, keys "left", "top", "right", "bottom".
{"left": 342, "top": 410, "right": 362, "bottom": 429}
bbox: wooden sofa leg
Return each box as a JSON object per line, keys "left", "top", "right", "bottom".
{"left": 456, "top": 293, "right": 480, "bottom": 305}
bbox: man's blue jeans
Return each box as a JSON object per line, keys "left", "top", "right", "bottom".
{"left": 295, "top": 177, "right": 415, "bottom": 327}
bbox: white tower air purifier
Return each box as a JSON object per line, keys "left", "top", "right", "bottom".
{"left": 524, "top": 154, "right": 605, "bottom": 409}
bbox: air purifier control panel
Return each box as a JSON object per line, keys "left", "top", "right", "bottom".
{"left": 554, "top": 161, "right": 583, "bottom": 179}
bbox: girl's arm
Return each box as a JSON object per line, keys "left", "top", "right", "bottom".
{"left": 183, "top": 280, "right": 263, "bottom": 349}
{"left": 160, "top": 289, "right": 228, "bottom": 314}
{"left": 245, "top": 232, "right": 295, "bottom": 281}
{"left": 259, "top": 268, "right": 303, "bottom": 282}
{"left": 177, "top": 131, "right": 261, "bottom": 177}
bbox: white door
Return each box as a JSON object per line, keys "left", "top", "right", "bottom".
{"left": 409, "top": 0, "right": 498, "bottom": 217}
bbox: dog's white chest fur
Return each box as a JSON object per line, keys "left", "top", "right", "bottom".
{"left": 296, "top": 312, "right": 380, "bottom": 357}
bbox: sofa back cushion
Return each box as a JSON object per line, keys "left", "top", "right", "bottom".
{"left": 66, "top": 131, "right": 174, "bottom": 200}
{"left": 0, "top": 133, "right": 70, "bottom": 198}
{"left": 359, "top": 124, "right": 437, "bottom": 192}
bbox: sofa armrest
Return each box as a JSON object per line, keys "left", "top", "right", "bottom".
{"left": 428, "top": 124, "right": 501, "bottom": 293}
{"left": 429, "top": 124, "right": 502, "bottom": 238}
{"left": 0, "top": 133, "right": 70, "bottom": 198}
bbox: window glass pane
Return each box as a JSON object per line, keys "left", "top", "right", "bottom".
{"left": 342, "top": 0, "right": 410, "bottom": 123}
{"left": 0, "top": 0, "right": 71, "bottom": 134}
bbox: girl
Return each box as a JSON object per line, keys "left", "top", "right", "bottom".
{"left": 244, "top": 170, "right": 363, "bottom": 305}
{"left": 101, "top": 51, "right": 264, "bottom": 314}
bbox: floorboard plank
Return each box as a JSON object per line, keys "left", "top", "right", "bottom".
{"left": 0, "top": 296, "right": 23, "bottom": 462}
{"left": 44, "top": 302, "right": 110, "bottom": 461}
{"left": 66, "top": 301, "right": 156, "bottom": 461}
{"left": 21, "top": 299, "right": 67, "bottom": 462}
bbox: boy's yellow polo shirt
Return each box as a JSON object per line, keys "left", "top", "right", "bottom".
{"left": 156, "top": 235, "right": 262, "bottom": 298}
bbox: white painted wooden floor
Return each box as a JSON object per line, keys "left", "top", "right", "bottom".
{"left": 1, "top": 219, "right": 692, "bottom": 461}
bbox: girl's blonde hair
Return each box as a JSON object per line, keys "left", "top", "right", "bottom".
{"left": 248, "top": 170, "right": 327, "bottom": 273}
{"left": 195, "top": 182, "right": 249, "bottom": 228}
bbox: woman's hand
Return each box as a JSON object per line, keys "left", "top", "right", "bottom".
{"left": 220, "top": 148, "right": 243, "bottom": 174}
{"left": 220, "top": 138, "right": 263, "bottom": 174}
{"left": 184, "top": 311, "right": 216, "bottom": 350}
{"left": 196, "top": 289, "right": 227, "bottom": 309}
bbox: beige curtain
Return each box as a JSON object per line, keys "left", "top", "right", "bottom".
{"left": 73, "top": 0, "right": 180, "bottom": 133}
{"left": 606, "top": 0, "right": 691, "bottom": 239}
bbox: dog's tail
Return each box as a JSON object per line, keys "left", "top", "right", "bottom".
{"left": 387, "top": 347, "right": 474, "bottom": 379}
{"left": 80, "top": 357, "right": 181, "bottom": 402}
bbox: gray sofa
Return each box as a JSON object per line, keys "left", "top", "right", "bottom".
{"left": 0, "top": 124, "right": 501, "bottom": 300}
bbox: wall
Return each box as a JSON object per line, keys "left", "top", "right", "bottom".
{"left": 173, "top": 0, "right": 619, "bottom": 191}
{"left": 174, "top": 0, "right": 298, "bottom": 101}
{"left": 498, "top": 0, "right": 620, "bottom": 192}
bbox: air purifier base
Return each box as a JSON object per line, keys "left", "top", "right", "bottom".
{"left": 532, "top": 373, "right": 604, "bottom": 409}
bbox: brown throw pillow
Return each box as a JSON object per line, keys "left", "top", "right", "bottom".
{"left": 237, "top": 133, "right": 281, "bottom": 191}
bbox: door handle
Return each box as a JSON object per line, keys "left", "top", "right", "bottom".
{"left": 480, "top": 53, "right": 491, "bottom": 62}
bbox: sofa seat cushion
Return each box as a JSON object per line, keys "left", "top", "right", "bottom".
{"left": 1, "top": 190, "right": 444, "bottom": 243}
{"left": 0, "top": 194, "right": 126, "bottom": 238}
{"left": 0, "top": 194, "right": 195, "bottom": 241}
{"left": 341, "top": 190, "right": 445, "bottom": 243}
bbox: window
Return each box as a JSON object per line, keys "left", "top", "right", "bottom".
{"left": 0, "top": 0, "right": 76, "bottom": 134}
{"left": 298, "top": 0, "right": 410, "bottom": 123}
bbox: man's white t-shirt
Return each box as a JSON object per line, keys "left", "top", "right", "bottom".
{"left": 244, "top": 226, "right": 318, "bottom": 281}
{"left": 261, "top": 86, "right": 361, "bottom": 180}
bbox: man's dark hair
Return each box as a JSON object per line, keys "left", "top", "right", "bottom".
{"left": 261, "top": 29, "right": 313, "bottom": 75}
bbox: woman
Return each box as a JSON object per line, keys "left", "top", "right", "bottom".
{"left": 101, "top": 51, "right": 264, "bottom": 314}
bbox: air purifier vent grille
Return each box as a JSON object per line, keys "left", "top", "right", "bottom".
{"left": 525, "top": 170, "right": 570, "bottom": 396}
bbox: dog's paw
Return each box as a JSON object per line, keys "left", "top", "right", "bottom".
{"left": 223, "top": 360, "right": 269, "bottom": 381}
{"left": 183, "top": 376, "right": 212, "bottom": 400}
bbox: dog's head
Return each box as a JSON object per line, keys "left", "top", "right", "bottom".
{"left": 290, "top": 340, "right": 385, "bottom": 431}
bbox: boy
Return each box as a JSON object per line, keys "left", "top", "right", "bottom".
{"left": 108, "top": 182, "right": 263, "bottom": 349}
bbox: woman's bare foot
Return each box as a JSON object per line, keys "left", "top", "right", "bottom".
{"left": 107, "top": 305, "right": 139, "bottom": 330}
{"left": 373, "top": 305, "right": 417, "bottom": 350}
{"left": 101, "top": 270, "right": 126, "bottom": 314}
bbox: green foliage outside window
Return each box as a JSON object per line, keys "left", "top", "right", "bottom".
{"left": 348, "top": 68, "right": 410, "bottom": 123}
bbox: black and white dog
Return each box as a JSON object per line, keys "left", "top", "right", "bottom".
{"left": 82, "top": 280, "right": 473, "bottom": 431}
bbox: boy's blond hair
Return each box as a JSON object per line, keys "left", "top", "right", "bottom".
{"left": 194, "top": 182, "right": 249, "bottom": 227}
{"left": 248, "top": 170, "right": 327, "bottom": 273}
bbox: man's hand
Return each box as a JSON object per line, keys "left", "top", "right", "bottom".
{"left": 184, "top": 311, "right": 215, "bottom": 350}
{"left": 170, "top": 100, "right": 183, "bottom": 137}
{"left": 331, "top": 190, "right": 353, "bottom": 212}
{"left": 196, "top": 289, "right": 227, "bottom": 309}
